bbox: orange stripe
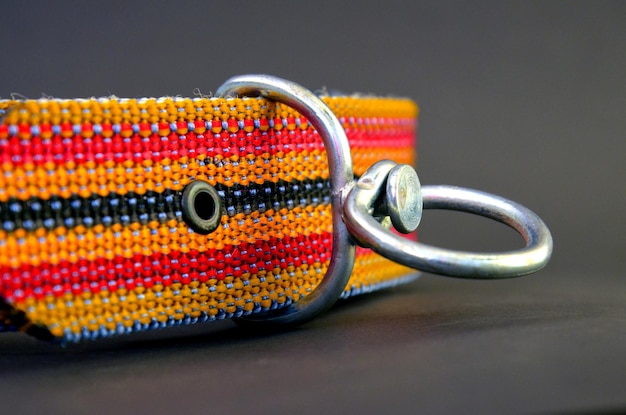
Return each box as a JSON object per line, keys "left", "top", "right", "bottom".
{"left": 0, "top": 141, "right": 414, "bottom": 202}
{"left": 0, "top": 204, "right": 333, "bottom": 268}
{"left": 17, "top": 250, "right": 413, "bottom": 338}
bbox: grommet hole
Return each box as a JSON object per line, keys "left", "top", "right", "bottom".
{"left": 181, "top": 180, "right": 222, "bottom": 235}
{"left": 194, "top": 190, "right": 216, "bottom": 221}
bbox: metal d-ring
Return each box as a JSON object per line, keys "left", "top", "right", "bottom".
{"left": 343, "top": 160, "right": 553, "bottom": 278}
{"left": 215, "top": 74, "right": 356, "bottom": 327}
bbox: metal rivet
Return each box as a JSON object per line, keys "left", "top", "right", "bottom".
{"left": 385, "top": 164, "right": 422, "bottom": 234}
{"left": 181, "top": 180, "right": 222, "bottom": 234}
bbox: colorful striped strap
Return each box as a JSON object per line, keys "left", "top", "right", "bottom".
{"left": 0, "top": 93, "right": 419, "bottom": 343}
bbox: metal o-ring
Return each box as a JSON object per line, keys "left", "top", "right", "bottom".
{"left": 181, "top": 180, "right": 222, "bottom": 234}
{"left": 344, "top": 175, "right": 553, "bottom": 279}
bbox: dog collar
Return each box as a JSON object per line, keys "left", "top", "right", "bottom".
{"left": 0, "top": 75, "right": 552, "bottom": 343}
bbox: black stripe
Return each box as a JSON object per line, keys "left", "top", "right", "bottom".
{"left": 0, "top": 178, "right": 331, "bottom": 232}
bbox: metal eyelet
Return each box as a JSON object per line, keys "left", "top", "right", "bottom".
{"left": 181, "top": 180, "right": 222, "bottom": 234}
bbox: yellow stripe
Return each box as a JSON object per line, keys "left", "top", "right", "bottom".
{"left": 26, "top": 263, "right": 329, "bottom": 337}
{"left": 1, "top": 96, "right": 418, "bottom": 127}
{"left": 0, "top": 150, "right": 328, "bottom": 201}
{"left": 0, "top": 144, "right": 414, "bottom": 202}
{"left": 350, "top": 249, "right": 415, "bottom": 289}
{"left": 324, "top": 97, "right": 418, "bottom": 119}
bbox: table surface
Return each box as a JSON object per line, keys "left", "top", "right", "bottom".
{"left": 1, "top": 271, "right": 624, "bottom": 415}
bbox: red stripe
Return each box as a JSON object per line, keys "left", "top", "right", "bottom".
{"left": 0, "top": 232, "right": 334, "bottom": 302}
{"left": 0, "top": 120, "right": 415, "bottom": 167}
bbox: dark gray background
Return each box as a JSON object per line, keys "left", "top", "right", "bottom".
{"left": 0, "top": 2, "right": 624, "bottom": 414}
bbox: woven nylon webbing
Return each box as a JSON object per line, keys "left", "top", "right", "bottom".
{"left": 0, "top": 95, "right": 418, "bottom": 343}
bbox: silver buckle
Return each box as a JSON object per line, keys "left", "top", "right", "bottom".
{"left": 216, "top": 74, "right": 553, "bottom": 327}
